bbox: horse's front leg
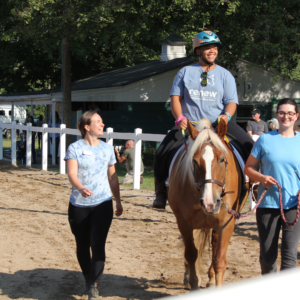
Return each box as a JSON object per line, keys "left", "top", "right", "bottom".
{"left": 177, "top": 219, "right": 199, "bottom": 290}
{"left": 213, "top": 219, "right": 235, "bottom": 286}
{"left": 207, "top": 229, "right": 217, "bottom": 287}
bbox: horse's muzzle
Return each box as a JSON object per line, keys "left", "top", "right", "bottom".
{"left": 200, "top": 198, "right": 221, "bottom": 215}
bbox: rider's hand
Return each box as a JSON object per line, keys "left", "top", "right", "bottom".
{"left": 261, "top": 175, "right": 277, "bottom": 189}
{"left": 217, "top": 114, "right": 229, "bottom": 125}
{"left": 177, "top": 118, "right": 188, "bottom": 130}
{"left": 78, "top": 188, "right": 93, "bottom": 198}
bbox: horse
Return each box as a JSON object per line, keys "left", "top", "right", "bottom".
{"left": 167, "top": 118, "right": 249, "bottom": 289}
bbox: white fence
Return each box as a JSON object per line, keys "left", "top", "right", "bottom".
{"left": 0, "top": 121, "right": 165, "bottom": 190}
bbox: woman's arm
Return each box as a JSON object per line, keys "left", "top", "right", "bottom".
{"left": 107, "top": 164, "right": 123, "bottom": 216}
{"left": 171, "top": 95, "right": 186, "bottom": 130}
{"left": 218, "top": 102, "right": 237, "bottom": 124}
{"left": 244, "top": 154, "right": 277, "bottom": 188}
{"left": 66, "top": 159, "right": 93, "bottom": 197}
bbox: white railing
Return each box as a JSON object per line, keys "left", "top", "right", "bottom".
{"left": 0, "top": 121, "right": 165, "bottom": 189}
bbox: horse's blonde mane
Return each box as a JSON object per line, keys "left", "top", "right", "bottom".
{"left": 173, "top": 119, "right": 228, "bottom": 185}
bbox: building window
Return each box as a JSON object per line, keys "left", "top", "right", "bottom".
{"left": 0, "top": 110, "right": 5, "bottom": 116}
{"left": 9, "top": 111, "right": 12, "bottom": 116}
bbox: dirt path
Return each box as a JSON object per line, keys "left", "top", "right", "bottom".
{"left": 0, "top": 161, "right": 296, "bottom": 300}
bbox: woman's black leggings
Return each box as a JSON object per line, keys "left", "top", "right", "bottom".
{"left": 154, "top": 121, "right": 254, "bottom": 183}
{"left": 68, "top": 200, "right": 113, "bottom": 283}
{"left": 256, "top": 206, "right": 300, "bottom": 274}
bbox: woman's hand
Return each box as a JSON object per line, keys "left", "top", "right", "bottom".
{"left": 177, "top": 118, "right": 188, "bottom": 130}
{"left": 261, "top": 175, "right": 277, "bottom": 189}
{"left": 115, "top": 201, "right": 123, "bottom": 216}
{"left": 78, "top": 188, "right": 93, "bottom": 198}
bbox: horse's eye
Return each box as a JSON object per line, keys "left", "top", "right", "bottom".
{"left": 220, "top": 157, "right": 225, "bottom": 163}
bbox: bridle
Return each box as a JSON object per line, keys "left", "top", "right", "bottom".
{"left": 192, "top": 158, "right": 229, "bottom": 198}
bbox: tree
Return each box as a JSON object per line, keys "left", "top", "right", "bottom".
{"left": 1, "top": 0, "right": 300, "bottom": 95}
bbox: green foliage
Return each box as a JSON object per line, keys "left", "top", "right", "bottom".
{"left": 142, "top": 142, "right": 157, "bottom": 166}
{"left": 25, "top": 105, "right": 46, "bottom": 119}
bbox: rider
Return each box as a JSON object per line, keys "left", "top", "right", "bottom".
{"left": 153, "top": 30, "right": 254, "bottom": 209}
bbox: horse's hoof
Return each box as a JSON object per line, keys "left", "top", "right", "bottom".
{"left": 206, "top": 282, "right": 216, "bottom": 288}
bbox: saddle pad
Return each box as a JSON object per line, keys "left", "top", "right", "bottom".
{"left": 165, "top": 143, "right": 248, "bottom": 187}
{"left": 231, "top": 144, "right": 249, "bottom": 183}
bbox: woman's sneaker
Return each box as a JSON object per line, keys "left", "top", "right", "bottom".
{"left": 88, "top": 283, "right": 99, "bottom": 300}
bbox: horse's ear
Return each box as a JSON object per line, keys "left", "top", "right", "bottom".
{"left": 217, "top": 118, "right": 227, "bottom": 140}
{"left": 187, "top": 119, "right": 199, "bottom": 140}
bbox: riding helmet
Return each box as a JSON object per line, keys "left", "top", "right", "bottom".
{"left": 193, "top": 30, "right": 221, "bottom": 53}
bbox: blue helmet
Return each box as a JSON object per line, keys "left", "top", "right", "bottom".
{"left": 193, "top": 30, "right": 221, "bottom": 53}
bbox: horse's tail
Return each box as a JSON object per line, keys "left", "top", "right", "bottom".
{"left": 194, "top": 229, "right": 212, "bottom": 285}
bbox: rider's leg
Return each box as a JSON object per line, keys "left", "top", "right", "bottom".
{"left": 153, "top": 126, "right": 183, "bottom": 209}
{"left": 226, "top": 121, "right": 254, "bottom": 159}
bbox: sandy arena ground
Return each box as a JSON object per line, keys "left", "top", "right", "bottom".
{"left": 0, "top": 160, "right": 299, "bottom": 300}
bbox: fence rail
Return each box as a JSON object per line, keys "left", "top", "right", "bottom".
{"left": 0, "top": 121, "right": 164, "bottom": 189}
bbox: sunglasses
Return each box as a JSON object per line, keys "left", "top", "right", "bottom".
{"left": 201, "top": 72, "right": 207, "bottom": 86}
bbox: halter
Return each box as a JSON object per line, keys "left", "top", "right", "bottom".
{"left": 192, "top": 158, "right": 228, "bottom": 198}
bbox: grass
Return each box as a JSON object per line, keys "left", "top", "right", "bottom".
{"left": 115, "top": 164, "right": 154, "bottom": 191}
{"left": 3, "top": 138, "right": 155, "bottom": 190}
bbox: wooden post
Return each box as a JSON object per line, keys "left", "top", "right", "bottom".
{"left": 42, "top": 124, "right": 48, "bottom": 171}
{"left": 11, "top": 121, "right": 16, "bottom": 165}
{"left": 60, "top": 124, "right": 66, "bottom": 174}
{"left": 106, "top": 127, "right": 113, "bottom": 146}
{"left": 26, "top": 122, "right": 32, "bottom": 167}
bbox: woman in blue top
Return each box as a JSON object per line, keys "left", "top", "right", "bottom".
{"left": 65, "top": 111, "right": 123, "bottom": 299}
{"left": 245, "top": 98, "right": 300, "bottom": 274}
{"left": 153, "top": 30, "right": 254, "bottom": 208}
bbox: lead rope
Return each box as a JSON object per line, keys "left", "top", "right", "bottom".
{"left": 224, "top": 181, "right": 300, "bottom": 227}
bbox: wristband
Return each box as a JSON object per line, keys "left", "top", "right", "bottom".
{"left": 175, "top": 116, "right": 187, "bottom": 127}
{"left": 224, "top": 112, "right": 231, "bottom": 121}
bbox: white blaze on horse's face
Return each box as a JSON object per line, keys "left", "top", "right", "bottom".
{"left": 202, "top": 145, "right": 215, "bottom": 212}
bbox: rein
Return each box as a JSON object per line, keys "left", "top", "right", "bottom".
{"left": 223, "top": 181, "right": 300, "bottom": 226}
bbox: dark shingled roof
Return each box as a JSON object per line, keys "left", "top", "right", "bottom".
{"left": 2, "top": 56, "right": 194, "bottom": 97}
{"left": 159, "top": 33, "right": 188, "bottom": 45}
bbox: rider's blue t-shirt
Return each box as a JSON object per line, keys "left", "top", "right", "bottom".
{"left": 64, "top": 139, "right": 116, "bottom": 207}
{"left": 170, "top": 64, "right": 238, "bottom": 124}
{"left": 251, "top": 131, "right": 300, "bottom": 209}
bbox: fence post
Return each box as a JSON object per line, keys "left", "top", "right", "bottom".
{"left": 0, "top": 121, "right": 3, "bottom": 160}
{"left": 106, "top": 127, "right": 113, "bottom": 146}
{"left": 133, "top": 128, "right": 142, "bottom": 190}
{"left": 60, "top": 124, "right": 66, "bottom": 174}
{"left": 42, "top": 124, "right": 48, "bottom": 171}
{"left": 26, "top": 122, "right": 32, "bottom": 167}
{"left": 11, "top": 121, "right": 17, "bottom": 165}
{"left": 52, "top": 103, "right": 56, "bottom": 165}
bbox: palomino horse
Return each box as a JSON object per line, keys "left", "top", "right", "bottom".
{"left": 168, "top": 118, "right": 249, "bottom": 289}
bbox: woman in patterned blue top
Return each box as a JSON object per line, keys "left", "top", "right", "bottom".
{"left": 65, "top": 111, "right": 123, "bottom": 299}
{"left": 245, "top": 98, "right": 300, "bottom": 274}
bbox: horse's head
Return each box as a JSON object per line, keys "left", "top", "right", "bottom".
{"left": 186, "top": 119, "right": 228, "bottom": 215}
